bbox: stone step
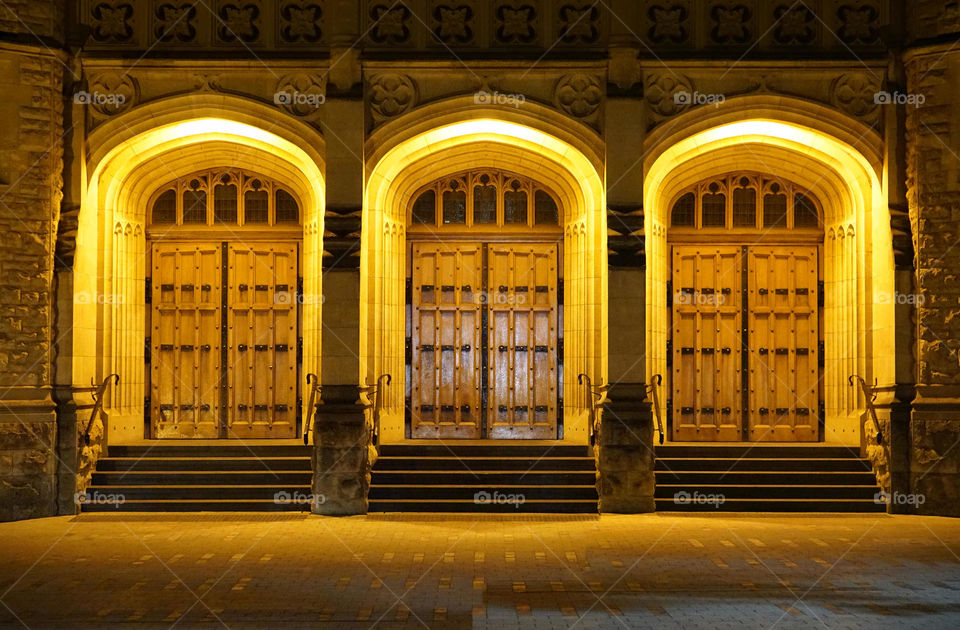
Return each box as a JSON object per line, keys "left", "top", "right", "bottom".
{"left": 655, "top": 457, "right": 872, "bottom": 472}
{"left": 369, "top": 485, "right": 598, "bottom": 501}
{"left": 654, "top": 483, "right": 881, "bottom": 500}
{"left": 371, "top": 471, "right": 596, "bottom": 486}
{"left": 367, "top": 499, "right": 599, "bottom": 514}
{"left": 655, "top": 471, "right": 878, "bottom": 485}
{"left": 654, "top": 498, "right": 887, "bottom": 513}
{"left": 91, "top": 471, "right": 313, "bottom": 485}
{"left": 95, "top": 457, "right": 312, "bottom": 472}
{"left": 373, "top": 457, "right": 596, "bottom": 471}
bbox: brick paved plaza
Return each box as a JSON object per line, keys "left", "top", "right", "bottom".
{"left": 0, "top": 513, "right": 958, "bottom": 629}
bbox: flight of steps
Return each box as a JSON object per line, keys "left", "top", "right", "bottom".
{"left": 81, "top": 444, "right": 312, "bottom": 512}
{"left": 655, "top": 444, "right": 886, "bottom": 512}
{"left": 368, "top": 444, "right": 599, "bottom": 513}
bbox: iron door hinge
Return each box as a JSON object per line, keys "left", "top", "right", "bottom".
{"left": 145, "top": 277, "right": 152, "bottom": 304}
{"left": 144, "top": 337, "right": 151, "bottom": 363}
{"left": 818, "top": 280, "right": 825, "bottom": 308}
{"left": 666, "top": 280, "right": 672, "bottom": 308}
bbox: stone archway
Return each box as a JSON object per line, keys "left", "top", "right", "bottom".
{"left": 644, "top": 96, "right": 893, "bottom": 445}
{"left": 362, "top": 102, "right": 607, "bottom": 443}
{"left": 72, "top": 94, "right": 326, "bottom": 444}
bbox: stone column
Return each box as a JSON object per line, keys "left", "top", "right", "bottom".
{"left": 597, "top": 59, "right": 656, "bottom": 513}
{"left": 905, "top": 42, "right": 960, "bottom": 516}
{"left": 311, "top": 37, "right": 369, "bottom": 514}
{"left": 0, "top": 1, "right": 67, "bottom": 521}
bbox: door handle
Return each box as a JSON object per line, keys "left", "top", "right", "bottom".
{"left": 440, "top": 404, "right": 454, "bottom": 412}
{"left": 514, "top": 286, "right": 528, "bottom": 292}
{"left": 680, "top": 406, "right": 694, "bottom": 415}
{"left": 498, "top": 285, "right": 508, "bottom": 292}
{"left": 535, "top": 345, "right": 548, "bottom": 352}
{"left": 460, "top": 345, "right": 471, "bottom": 352}
{"left": 440, "top": 345, "right": 454, "bottom": 351}
{"left": 254, "top": 344, "right": 269, "bottom": 351}
{"left": 758, "top": 348, "right": 768, "bottom": 355}
{"left": 775, "top": 407, "right": 790, "bottom": 415}
{"left": 758, "top": 407, "right": 769, "bottom": 415}
{"left": 515, "top": 345, "right": 528, "bottom": 352}
{"left": 720, "top": 407, "right": 731, "bottom": 414}
{"left": 200, "top": 344, "right": 211, "bottom": 351}
{"left": 181, "top": 284, "right": 194, "bottom": 291}
{"left": 680, "top": 347, "right": 694, "bottom": 354}
{"left": 721, "top": 347, "right": 731, "bottom": 354}
{"left": 440, "top": 285, "right": 455, "bottom": 292}
{"left": 498, "top": 345, "right": 508, "bottom": 352}
{"left": 199, "top": 403, "right": 211, "bottom": 412}
{"left": 254, "top": 404, "right": 269, "bottom": 411}
{"left": 237, "top": 404, "right": 248, "bottom": 412}
{"left": 498, "top": 405, "right": 508, "bottom": 413}
{"left": 274, "top": 404, "right": 289, "bottom": 412}
{"left": 701, "top": 348, "right": 714, "bottom": 354}
{"left": 238, "top": 283, "right": 248, "bottom": 291}
{"left": 514, "top": 405, "right": 528, "bottom": 412}
{"left": 238, "top": 344, "right": 248, "bottom": 351}
{"left": 421, "top": 344, "right": 434, "bottom": 352}
{"left": 775, "top": 348, "right": 789, "bottom": 355}
{"left": 160, "top": 344, "right": 174, "bottom": 351}
{"left": 275, "top": 344, "right": 289, "bottom": 352}
{"left": 535, "top": 285, "right": 548, "bottom": 293}
{"left": 701, "top": 407, "right": 715, "bottom": 414}
{"left": 160, "top": 284, "right": 175, "bottom": 291}
{"left": 460, "top": 405, "right": 471, "bottom": 413}
{"left": 796, "top": 408, "right": 810, "bottom": 415}
{"left": 420, "top": 404, "right": 434, "bottom": 412}
{"left": 180, "top": 404, "right": 194, "bottom": 411}
{"left": 796, "top": 347, "right": 809, "bottom": 355}
{"left": 180, "top": 344, "right": 194, "bottom": 351}
{"left": 255, "top": 284, "right": 269, "bottom": 291}
{"left": 535, "top": 405, "right": 548, "bottom": 413}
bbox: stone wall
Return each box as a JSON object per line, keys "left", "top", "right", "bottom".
{"left": 905, "top": 43, "right": 960, "bottom": 516}
{"left": 0, "top": 43, "right": 65, "bottom": 521}
{"left": 0, "top": 1, "right": 66, "bottom": 522}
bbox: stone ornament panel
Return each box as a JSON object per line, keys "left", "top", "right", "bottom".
{"left": 368, "top": 73, "right": 418, "bottom": 124}
{"left": 78, "top": 0, "right": 888, "bottom": 53}
{"left": 81, "top": 0, "right": 328, "bottom": 49}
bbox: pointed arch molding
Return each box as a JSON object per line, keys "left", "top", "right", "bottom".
{"left": 363, "top": 109, "right": 607, "bottom": 443}
{"left": 75, "top": 94, "right": 326, "bottom": 442}
{"left": 644, "top": 96, "right": 894, "bottom": 445}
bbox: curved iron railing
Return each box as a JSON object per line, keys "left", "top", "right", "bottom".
{"left": 646, "top": 374, "right": 665, "bottom": 445}
{"left": 578, "top": 373, "right": 609, "bottom": 446}
{"left": 83, "top": 374, "right": 119, "bottom": 446}
{"left": 849, "top": 374, "right": 883, "bottom": 444}
{"left": 360, "top": 374, "right": 391, "bottom": 449}
{"left": 302, "top": 373, "right": 321, "bottom": 445}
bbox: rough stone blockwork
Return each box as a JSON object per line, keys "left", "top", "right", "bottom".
{"left": 906, "top": 38, "right": 960, "bottom": 516}
{"left": 597, "top": 384, "right": 655, "bottom": 513}
{"left": 0, "top": 0, "right": 65, "bottom": 521}
{"left": 312, "top": 386, "right": 373, "bottom": 515}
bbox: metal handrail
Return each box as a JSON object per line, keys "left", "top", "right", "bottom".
{"left": 360, "top": 374, "right": 391, "bottom": 448}
{"left": 302, "top": 373, "right": 321, "bottom": 445}
{"left": 849, "top": 374, "right": 883, "bottom": 445}
{"left": 578, "top": 373, "right": 609, "bottom": 446}
{"left": 84, "top": 374, "right": 119, "bottom": 446}
{"left": 646, "top": 374, "right": 665, "bottom": 445}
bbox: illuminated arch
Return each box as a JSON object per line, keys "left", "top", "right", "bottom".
{"left": 644, "top": 96, "right": 893, "bottom": 444}
{"left": 363, "top": 107, "right": 606, "bottom": 443}
{"left": 75, "top": 94, "right": 325, "bottom": 441}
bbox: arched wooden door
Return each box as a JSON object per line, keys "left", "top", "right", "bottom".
{"left": 146, "top": 169, "right": 303, "bottom": 439}
{"left": 668, "top": 174, "right": 823, "bottom": 442}
{"left": 406, "top": 170, "right": 563, "bottom": 440}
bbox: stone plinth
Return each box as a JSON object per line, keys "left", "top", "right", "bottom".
{"left": 312, "top": 384, "right": 371, "bottom": 515}
{"left": 597, "top": 383, "right": 655, "bottom": 513}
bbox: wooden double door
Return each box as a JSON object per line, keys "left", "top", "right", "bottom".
{"left": 149, "top": 241, "right": 299, "bottom": 439}
{"left": 671, "top": 245, "right": 821, "bottom": 442}
{"left": 410, "top": 242, "right": 559, "bottom": 439}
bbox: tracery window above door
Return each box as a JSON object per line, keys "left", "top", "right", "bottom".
{"left": 408, "top": 169, "right": 561, "bottom": 230}
{"left": 148, "top": 169, "right": 301, "bottom": 229}
{"left": 669, "top": 173, "right": 822, "bottom": 231}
